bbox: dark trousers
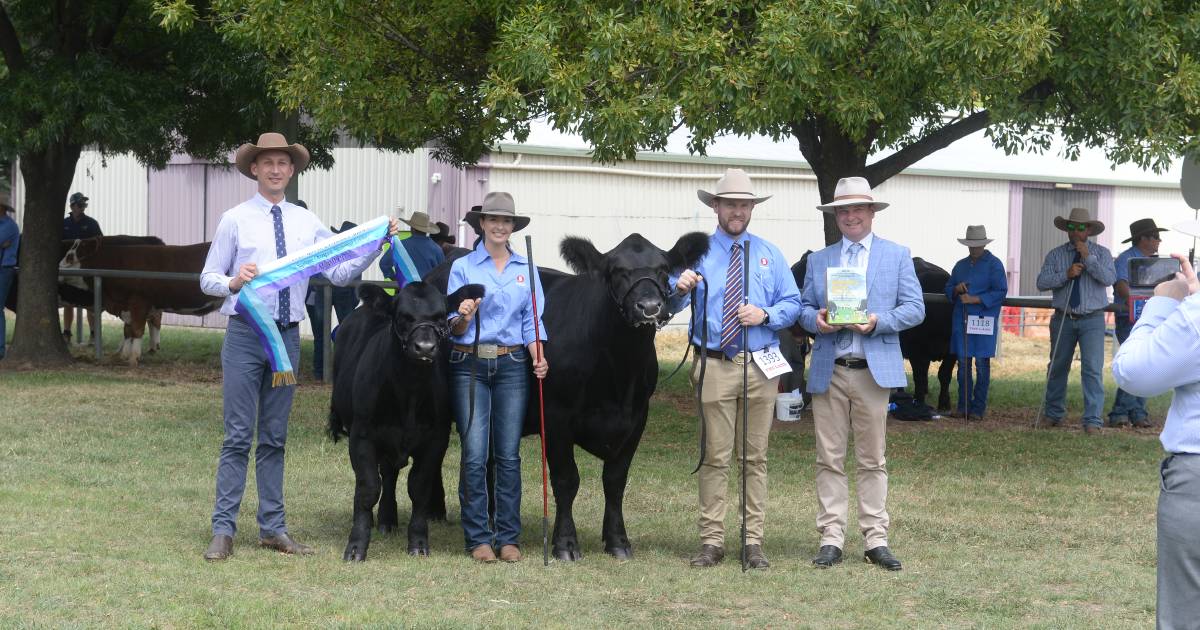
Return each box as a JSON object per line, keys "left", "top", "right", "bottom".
{"left": 305, "top": 285, "right": 358, "bottom": 380}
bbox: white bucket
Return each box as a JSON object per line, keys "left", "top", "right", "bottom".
{"left": 775, "top": 393, "right": 804, "bottom": 422}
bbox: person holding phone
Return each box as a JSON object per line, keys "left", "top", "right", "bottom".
{"left": 1110, "top": 218, "right": 1168, "bottom": 428}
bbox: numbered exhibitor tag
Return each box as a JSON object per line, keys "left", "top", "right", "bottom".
{"left": 752, "top": 345, "right": 793, "bottom": 379}
{"left": 966, "top": 315, "right": 995, "bottom": 336}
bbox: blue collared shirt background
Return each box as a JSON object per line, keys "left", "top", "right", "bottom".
{"left": 670, "top": 229, "right": 801, "bottom": 352}
{"left": 200, "top": 193, "right": 381, "bottom": 321}
{"left": 1035, "top": 239, "right": 1116, "bottom": 314}
{"left": 1112, "top": 294, "right": 1200, "bottom": 454}
{"left": 446, "top": 243, "right": 548, "bottom": 347}
{"left": 379, "top": 232, "right": 445, "bottom": 280}
{"left": 0, "top": 214, "right": 18, "bottom": 267}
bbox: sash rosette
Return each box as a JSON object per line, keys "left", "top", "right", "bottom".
{"left": 235, "top": 215, "right": 391, "bottom": 386}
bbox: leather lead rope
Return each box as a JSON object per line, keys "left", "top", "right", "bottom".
{"left": 689, "top": 277, "right": 710, "bottom": 475}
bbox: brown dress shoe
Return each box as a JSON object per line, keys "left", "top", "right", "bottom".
{"left": 742, "top": 544, "right": 770, "bottom": 569}
{"left": 498, "top": 544, "right": 522, "bottom": 563}
{"left": 258, "top": 533, "right": 315, "bottom": 555}
{"left": 204, "top": 534, "right": 233, "bottom": 561}
{"left": 470, "top": 544, "right": 498, "bottom": 563}
{"left": 689, "top": 544, "right": 725, "bottom": 567}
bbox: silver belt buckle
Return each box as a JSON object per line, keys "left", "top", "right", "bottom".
{"left": 476, "top": 343, "right": 499, "bottom": 359}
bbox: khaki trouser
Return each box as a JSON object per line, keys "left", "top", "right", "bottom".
{"left": 691, "top": 354, "right": 777, "bottom": 547}
{"left": 812, "top": 364, "right": 891, "bottom": 550}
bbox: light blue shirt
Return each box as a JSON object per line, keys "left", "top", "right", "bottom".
{"left": 1112, "top": 294, "right": 1200, "bottom": 454}
{"left": 671, "top": 229, "right": 802, "bottom": 352}
{"left": 446, "top": 243, "right": 547, "bottom": 347}
{"left": 1035, "top": 240, "right": 1116, "bottom": 315}
{"left": 0, "top": 214, "right": 18, "bottom": 267}
{"left": 200, "top": 193, "right": 381, "bottom": 321}
{"left": 1113, "top": 246, "right": 1149, "bottom": 287}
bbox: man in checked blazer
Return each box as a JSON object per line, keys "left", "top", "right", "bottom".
{"left": 799, "top": 176, "right": 925, "bottom": 571}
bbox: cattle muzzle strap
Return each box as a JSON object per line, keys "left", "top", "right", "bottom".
{"left": 610, "top": 275, "right": 672, "bottom": 329}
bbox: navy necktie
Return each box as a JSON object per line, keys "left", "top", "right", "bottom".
{"left": 270, "top": 205, "right": 290, "bottom": 323}
{"left": 1069, "top": 251, "right": 1082, "bottom": 309}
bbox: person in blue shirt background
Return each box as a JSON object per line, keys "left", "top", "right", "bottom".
{"left": 1109, "top": 217, "right": 1166, "bottom": 428}
{"left": 0, "top": 204, "right": 19, "bottom": 359}
{"left": 379, "top": 211, "right": 445, "bottom": 281}
{"left": 673, "top": 168, "right": 802, "bottom": 571}
{"left": 62, "top": 192, "right": 102, "bottom": 342}
{"left": 945, "top": 225, "right": 1008, "bottom": 419}
{"left": 445, "top": 192, "right": 548, "bottom": 564}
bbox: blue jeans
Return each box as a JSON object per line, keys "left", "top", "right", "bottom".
{"left": 212, "top": 317, "right": 301, "bottom": 538}
{"left": 1043, "top": 311, "right": 1106, "bottom": 428}
{"left": 1109, "top": 319, "right": 1148, "bottom": 422}
{"left": 450, "top": 347, "right": 528, "bottom": 551}
{"left": 304, "top": 285, "right": 358, "bottom": 380}
{"left": 0, "top": 267, "right": 13, "bottom": 358}
{"left": 956, "top": 357, "right": 991, "bottom": 416}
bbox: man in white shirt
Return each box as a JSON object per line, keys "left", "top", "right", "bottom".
{"left": 199, "top": 132, "right": 398, "bottom": 561}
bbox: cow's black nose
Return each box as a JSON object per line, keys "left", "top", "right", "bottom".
{"left": 413, "top": 337, "right": 437, "bottom": 355}
{"left": 636, "top": 297, "right": 663, "bottom": 318}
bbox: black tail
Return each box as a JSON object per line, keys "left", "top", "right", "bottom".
{"left": 327, "top": 408, "right": 348, "bottom": 442}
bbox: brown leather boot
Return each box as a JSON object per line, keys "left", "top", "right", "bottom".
{"left": 689, "top": 544, "right": 724, "bottom": 567}
{"left": 258, "top": 533, "right": 315, "bottom": 555}
{"left": 498, "top": 544, "right": 522, "bottom": 563}
{"left": 204, "top": 534, "right": 233, "bottom": 561}
{"left": 470, "top": 544, "right": 498, "bottom": 563}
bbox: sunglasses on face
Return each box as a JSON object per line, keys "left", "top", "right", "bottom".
{"left": 1066, "top": 223, "right": 1089, "bottom": 231}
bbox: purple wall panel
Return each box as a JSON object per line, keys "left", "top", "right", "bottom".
{"left": 148, "top": 164, "right": 205, "bottom": 245}
{"left": 427, "top": 155, "right": 490, "bottom": 246}
{"left": 205, "top": 164, "right": 256, "bottom": 241}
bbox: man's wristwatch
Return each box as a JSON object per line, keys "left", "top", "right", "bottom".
{"left": 762, "top": 310, "right": 770, "bottom": 325}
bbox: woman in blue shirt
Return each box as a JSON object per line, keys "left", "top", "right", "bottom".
{"left": 446, "top": 192, "right": 548, "bottom": 563}
{"left": 944, "top": 225, "right": 1008, "bottom": 418}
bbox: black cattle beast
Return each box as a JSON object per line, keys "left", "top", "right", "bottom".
{"left": 534, "top": 232, "right": 708, "bottom": 560}
{"left": 328, "top": 281, "right": 482, "bottom": 562}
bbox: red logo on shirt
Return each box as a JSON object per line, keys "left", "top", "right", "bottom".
{"left": 517, "top": 274, "right": 526, "bottom": 284}
{"left": 759, "top": 257, "right": 769, "bottom": 267}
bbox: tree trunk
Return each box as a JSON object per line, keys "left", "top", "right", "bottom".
{"left": 5, "top": 141, "right": 82, "bottom": 366}
{"left": 790, "top": 117, "right": 870, "bottom": 246}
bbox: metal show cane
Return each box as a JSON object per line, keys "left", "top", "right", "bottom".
{"left": 1033, "top": 277, "right": 1076, "bottom": 429}
{"left": 962, "top": 298, "right": 971, "bottom": 421}
{"left": 525, "top": 235, "right": 551, "bottom": 567}
{"left": 739, "top": 240, "right": 750, "bottom": 572}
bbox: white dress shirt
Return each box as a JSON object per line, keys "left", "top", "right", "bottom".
{"left": 1112, "top": 293, "right": 1200, "bottom": 454}
{"left": 835, "top": 232, "right": 874, "bottom": 359}
{"left": 200, "top": 193, "right": 381, "bottom": 321}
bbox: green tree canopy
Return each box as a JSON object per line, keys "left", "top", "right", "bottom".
{"left": 161, "top": 0, "right": 1200, "bottom": 245}
{"left": 0, "top": 0, "right": 300, "bottom": 365}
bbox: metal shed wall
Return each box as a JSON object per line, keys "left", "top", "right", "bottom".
{"left": 11, "top": 151, "right": 149, "bottom": 235}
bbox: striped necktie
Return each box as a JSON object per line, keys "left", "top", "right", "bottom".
{"left": 270, "top": 205, "right": 290, "bottom": 324}
{"left": 719, "top": 242, "right": 744, "bottom": 357}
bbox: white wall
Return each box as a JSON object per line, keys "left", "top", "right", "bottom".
{"left": 13, "top": 151, "right": 149, "bottom": 235}
{"left": 1112, "top": 185, "right": 1195, "bottom": 258}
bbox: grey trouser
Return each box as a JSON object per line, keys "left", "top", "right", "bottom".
{"left": 1158, "top": 453, "right": 1200, "bottom": 630}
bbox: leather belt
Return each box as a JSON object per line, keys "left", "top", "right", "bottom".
{"left": 834, "top": 357, "right": 869, "bottom": 369}
{"left": 694, "top": 345, "right": 749, "bottom": 365}
{"left": 453, "top": 343, "right": 522, "bottom": 358}
{"left": 231, "top": 314, "right": 298, "bottom": 331}
{"left": 1053, "top": 309, "right": 1100, "bottom": 320}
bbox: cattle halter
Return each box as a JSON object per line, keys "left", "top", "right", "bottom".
{"left": 609, "top": 274, "right": 672, "bottom": 329}
{"left": 390, "top": 317, "right": 450, "bottom": 357}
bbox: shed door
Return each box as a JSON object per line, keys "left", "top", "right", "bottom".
{"left": 1019, "top": 188, "right": 1099, "bottom": 296}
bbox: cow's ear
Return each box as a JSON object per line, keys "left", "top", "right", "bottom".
{"left": 447, "top": 284, "right": 485, "bottom": 314}
{"left": 666, "top": 232, "right": 710, "bottom": 271}
{"left": 358, "top": 284, "right": 392, "bottom": 313}
{"left": 560, "top": 237, "right": 604, "bottom": 274}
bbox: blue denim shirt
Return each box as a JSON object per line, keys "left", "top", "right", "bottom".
{"left": 670, "top": 229, "right": 802, "bottom": 352}
{"left": 379, "top": 232, "right": 445, "bottom": 280}
{"left": 0, "top": 215, "right": 18, "bottom": 267}
{"left": 446, "top": 243, "right": 547, "bottom": 347}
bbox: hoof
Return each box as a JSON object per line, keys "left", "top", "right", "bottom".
{"left": 377, "top": 523, "right": 397, "bottom": 535}
{"left": 343, "top": 546, "right": 367, "bottom": 562}
{"left": 553, "top": 547, "right": 583, "bottom": 562}
{"left": 605, "top": 546, "right": 633, "bottom": 560}
{"left": 407, "top": 543, "right": 430, "bottom": 557}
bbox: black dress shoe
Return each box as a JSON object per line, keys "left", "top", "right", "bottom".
{"left": 259, "top": 532, "right": 315, "bottom": 555}
{"left": 812, "top": 545, "right": 843, "bottom": 568}
{"left": 204, "top": 534, "right": 233, "bottom": 561}
{"left": 742, "top": 544, "right": 770, "bottom": 569}
{"left": 689, "top": 544, "right": 724, "bottom": 568}
{"left": 864, "top": 546, "right": 902, "bottom": 571}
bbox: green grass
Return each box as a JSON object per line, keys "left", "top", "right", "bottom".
{"left": 0, "top": 323, "right": 1166, "bottom": 628}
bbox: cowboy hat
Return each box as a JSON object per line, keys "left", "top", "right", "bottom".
{"left": 816, "top": 177, "right": 889, "bottom": 213}
{"left": 330, "top": 220, "right": 358, "bottom": 234}
{"left": 400, "top": 211, "right": 441, "bottom": 235}
{"left": 464, "top": 192, "right": 530, "bottom": 233}
{"left": 1053, "top": 207, "right": 1105, "bottom": 236}
{"left": 234, "top": 132, "right": 310, "bottom": 180}
{"left": 431, "top": 221, "right": 456, "bottom": 244}
{"left": 957, "top": 225, "right": 994, "bottom": 247}
{"left": 1122, "top": 217, "right": 1168, "bottom": 243}
{"left": 68, "top": 192, "right": 89, "bottom": 206}
{"left": 697, "top": 168, "right": 772, "bottom": 206}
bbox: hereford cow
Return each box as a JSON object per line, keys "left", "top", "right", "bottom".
{"left": 329, "top": 281, "right": 483, "bottom": 561}
{"left": 788, "top": 251, "right": 955, "bottom": 411}
{"left": 68, "top": 238, "right": 219, "bottom": 365}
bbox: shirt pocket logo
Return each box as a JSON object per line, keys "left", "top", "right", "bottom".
{"left": 516, "top": 274, "right": 526, "bottom": 286}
